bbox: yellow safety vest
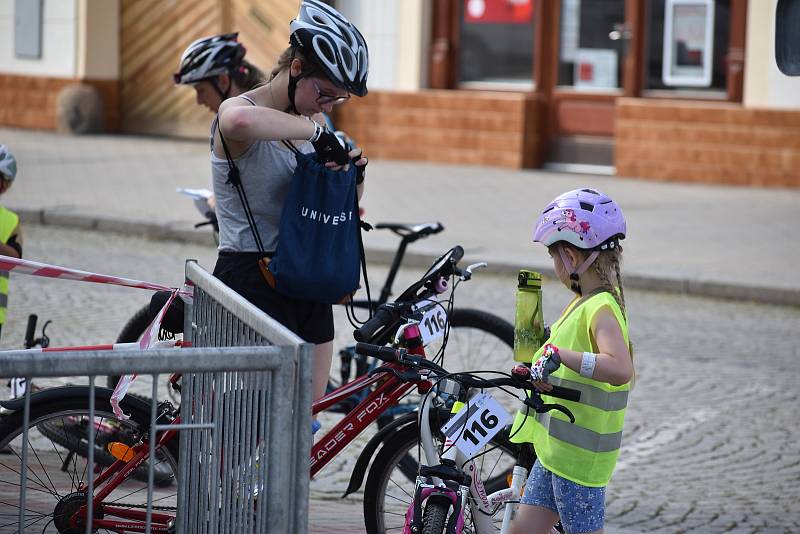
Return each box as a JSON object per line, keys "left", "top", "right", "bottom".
{"left": 0, "top": 206, "right": 19, "bottom": 325}
{"left": 510, "top": 291, "right": 630, "bottom": 487}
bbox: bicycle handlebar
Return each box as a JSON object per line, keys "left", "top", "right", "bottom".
{"left": 353, "top": 306, "right": 397, "bottom": 342}
{"left": 354, "top": 342, "right": 406, "bottom": 362}
{"left": 354, "top": 341, "right": 581, "bottom": 404}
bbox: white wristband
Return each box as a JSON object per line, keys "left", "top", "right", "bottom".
{"left": 580, "top": 352, "right": 597, "bottom": 378}
{"left": 306, "top": 118, "right": 322, "bottom": 143}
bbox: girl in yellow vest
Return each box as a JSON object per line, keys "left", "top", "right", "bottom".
{"left": 0, "top": 144, "right": 23, "bottom": 340}
{"left": 510, "top": 188, "right": 633, "bottom": 534}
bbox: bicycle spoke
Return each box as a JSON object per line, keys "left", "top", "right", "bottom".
{"left": 387, "top": 476, "right": 413, "bottom": 500}
{"left": 384, "top": 492, "right": 411, "bottom": 505}
{"left": 0, "top": 456, "right": 59, "bottom": 498}
{"left": 44, "top": 419, "right": 79, "bottom": 493}
{"left": 27, "top": 438, "right": 61, "bottom": 497}
{"left": 0, "top": 476, "right": 61, "bottom": 497}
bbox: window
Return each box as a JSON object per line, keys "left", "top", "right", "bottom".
{"left": 457, "top": 0, "right": 536, "bottom": 86}
{"left": 14, "top": 0, "right": 43, "bottom": 59}
{"left": 557, "top": 0, "right": 625, "bottom": 90}
{"left": 644, "top": 0, "right": 730, "bottom": 93}
{"left": 776, "top": 0, "right": 800, "bottom": 76}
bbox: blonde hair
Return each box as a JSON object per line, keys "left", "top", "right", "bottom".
{"left": 593, "top": 243, "right": 626, "bottom": 319}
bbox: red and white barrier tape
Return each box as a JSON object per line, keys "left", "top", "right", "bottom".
{"left": 0, "top": 255, "right": 191, "bottom": 295}
{"left": 0, "top": 255, "right": 194, "bottom": 418}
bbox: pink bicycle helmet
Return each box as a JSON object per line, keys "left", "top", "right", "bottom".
{"left": 533, "top": 188, "right": 625, "bottom": 249}
{"left": 533, "top": 188, "right": 626, "bottom": 293}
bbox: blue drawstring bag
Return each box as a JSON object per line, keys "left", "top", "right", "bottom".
{"left": 264, "top": 147, "right": 361, "bottom": 303}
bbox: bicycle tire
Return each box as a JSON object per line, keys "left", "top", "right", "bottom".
{"left": 363, "top": 420, "right": 522, "bottom": 534}
{"left": 36, "top": 411, "right": 175, "bottom": 486}
{"left": 421, "top": 497, "right": 451, "bottom": 534}
{"left": 0, "top": 394, "right": 180, "bottom": 530}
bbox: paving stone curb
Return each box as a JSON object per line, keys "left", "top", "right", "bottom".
{"left": 17, "top": 208, "right": 799, "bottom": 308}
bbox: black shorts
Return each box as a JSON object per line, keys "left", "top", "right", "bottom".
{"left": 213, "top": 252, "right": 334, "bottom": 344}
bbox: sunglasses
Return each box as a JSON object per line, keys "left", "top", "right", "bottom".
{"left": 311, "top": 79, "right": 350, "bottom": 105}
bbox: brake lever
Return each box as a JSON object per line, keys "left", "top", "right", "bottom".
{"left": 541, "top": 403, "right": 576, "bottom": 424}
{"left": 368, "top": 366, "right": 422, "bottom": 383}
{"left": 460, "top": 262, "right": 488, "bottom": 281}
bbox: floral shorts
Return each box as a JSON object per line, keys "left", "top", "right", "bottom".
{"left": 519, "top": 460, "right": 605, "bottom": 534}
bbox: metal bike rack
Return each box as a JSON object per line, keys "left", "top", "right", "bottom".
{"left": 0, "top": 261, "right": 313, "bottom": 534}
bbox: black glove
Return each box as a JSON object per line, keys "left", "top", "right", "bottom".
{"left": 312, "top": 128, "right": 350, "bottom": 165}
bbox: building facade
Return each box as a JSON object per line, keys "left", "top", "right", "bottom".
{"left": 0, "top": 0, "right": 797, "bottom": 186}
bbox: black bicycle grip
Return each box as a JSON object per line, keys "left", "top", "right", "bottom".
{"left": 546, "top": 385, "right": 581, "bottom": 403}
{"left": 354, "top": 342, "right": 403, "bottom": 363}
{"left": 24, "top": 314, "right": 37, "bottom": 349}
{"left": 353, "top": 306, "right": 395, "bottom": 342}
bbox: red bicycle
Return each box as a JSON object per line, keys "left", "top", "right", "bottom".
{"left": 0, "top": 246, "right": 519, "bottom": 533}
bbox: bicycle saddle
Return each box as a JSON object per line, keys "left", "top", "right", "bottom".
{"left": 374, "top": 222, "right": 444, "bottom": 238}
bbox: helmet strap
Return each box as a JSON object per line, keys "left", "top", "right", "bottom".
{"left": 286, "top": 50, "right": 305, "bottom": 115}
{"left": 209, "top": 76, "right": 231, "bottom": 101}
{"left": 558, "top": 246, "right": 599, "bottom": 296}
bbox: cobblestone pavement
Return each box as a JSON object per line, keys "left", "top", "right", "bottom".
{"left": 1, "top": 225, "right": 799, "bottom": 533}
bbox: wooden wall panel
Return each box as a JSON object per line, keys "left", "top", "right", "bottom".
{"left": 231, "top": 0, "right": 299, "bottom": 80}
{"left": 334, "top": 90, "right": 541, "bottom": 169}
{"left": 615, "top": 98, "right": 800, "bottom": 188}
{"left": 120, "top": 0, "right": 297, "bottom": 137}
{"left": 120, "top": 0, "right": 220, "bottom": 136}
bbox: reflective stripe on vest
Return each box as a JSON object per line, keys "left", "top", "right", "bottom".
{"left": 549, "top": 376, "right": 629, "bottom": 412}
{"left": 535, "top": 412, "right": 623, "bottom": 453}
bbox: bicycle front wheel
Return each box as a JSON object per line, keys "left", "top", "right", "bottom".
{"left": 0, "top": 394, "right": 180, "bottom": 533}
{"left": 363, "top": 421, "right": 522, "bottom": 534}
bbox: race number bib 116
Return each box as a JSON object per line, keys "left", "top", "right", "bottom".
{"left": 440, "top": 392, "right": 511, "bottom": 459}
{"left": 413, "top": 299, "right": 448, "bottom": 346}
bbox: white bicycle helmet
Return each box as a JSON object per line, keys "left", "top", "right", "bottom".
{"left": 289, "top": 0, "right": 369, "bottom": 97}
{"left": 173, "top": 32, "right": 246, "bottom": 85}
{"left": 0, "top": 145, "right": 17, "bottom": 181}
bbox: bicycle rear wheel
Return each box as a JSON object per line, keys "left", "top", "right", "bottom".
{"left": 430, "top": 308, "right": 514, "bottom": 377}
{"left": 0, "top": 395, "right": 180, "bottom": 533}
{"left": 363, "top": 421, "right": 523, "bottom": 534}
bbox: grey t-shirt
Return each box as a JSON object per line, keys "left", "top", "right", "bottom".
{"left": 211, "top": 115, "right": 313, "bottom": 253}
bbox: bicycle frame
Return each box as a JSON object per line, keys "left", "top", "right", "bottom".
{"left": 310, "top": 325, "right": 430, "bottom": 477}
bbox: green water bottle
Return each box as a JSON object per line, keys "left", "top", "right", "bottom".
{"left": 513, "top": 270, "right": 545, "bottom": 362}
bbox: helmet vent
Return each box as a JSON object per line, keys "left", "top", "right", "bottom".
{"left": 314, "top": 37, "right": 337, "bottom": 64}
{"left": 542, "top": 206, "right": 555, "bottom": 214}
{"left": 581, "top": 188, "right": 599, "bottom": 194}
{"left": 579, "top": 202, "right": 594, "bottom": 212}
{"left": 340, "top": 45, "right": 354, "bottom": 71}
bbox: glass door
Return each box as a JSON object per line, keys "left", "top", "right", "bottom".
{"left": 547, "top": 0, "right": 627, "bottom": 170}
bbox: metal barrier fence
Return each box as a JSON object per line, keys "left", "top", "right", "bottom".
{"left": 183, "top": 260, "right": 314, "bottom": 534}
{"left": 0, "top": 261, "right": 313, "bottom": 534}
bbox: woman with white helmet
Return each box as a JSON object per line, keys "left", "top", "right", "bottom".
{"left": 174, "top": 32, "right": 265, "bottom": 114}
{"left": 212, "top": 0, "right": 369, "bottom": 411}
{"left": 0, "top": 145, "right": 23, "bottom": 339}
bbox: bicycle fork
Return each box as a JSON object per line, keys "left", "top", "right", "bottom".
{"left": 404, "top": 387, "right": 474, "bottom": 534}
